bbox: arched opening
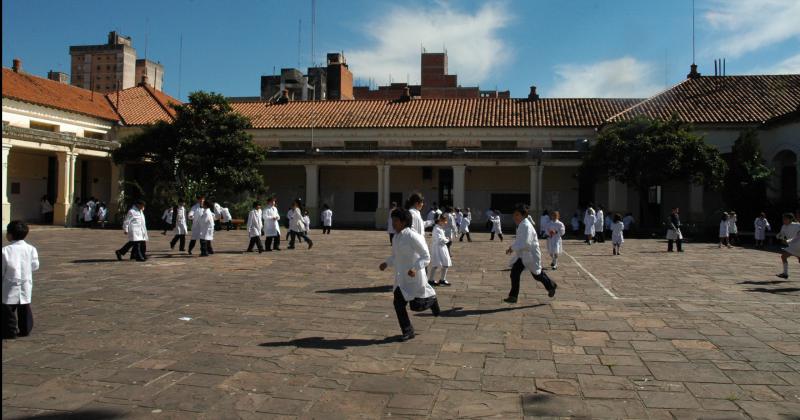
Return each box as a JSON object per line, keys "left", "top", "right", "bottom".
{"left": 773, "top": 150, "right": 798, "bottom": 208}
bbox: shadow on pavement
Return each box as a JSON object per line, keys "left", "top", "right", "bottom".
{"left": 71, "top": 259, "right": 120, "bottom": 264}
{"left": 14, "top": 409, "right": 125, "bottom": 420}
{"left": 259, "top": 336, "right": 397, "bottom": 349}
{"left": 739, "top": 280, "right": 789, "bottom": 285}
{"left": 416, "top": 304, "right": 546, "bottom": 317}
{"left": 316, "top": 285, "right": 393, "bottom": 294}
{"left": 744, "top": 287, "right": 800, "bottom": 294}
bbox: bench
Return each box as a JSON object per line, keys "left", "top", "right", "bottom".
{"left": 230, "top": 218, "right": 245, "bottom": 230}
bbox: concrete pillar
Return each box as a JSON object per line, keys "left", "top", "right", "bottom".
{"left": 530, "top": 164, "right": 542, "bottom": 216}
{"left": 53, "top": 151, "right": 72, "bottom": 226}
{"left": 109, "top": 160, "right": 122, "bottom": 221}
{"left": 452, "top": 165, "right": 465, "bottom": 209}
{"left": 376, "top": 165, "right": 384, "bottom": 210}
{"left": 382, "top": 165, "right": 391, "bottom": 209}
{"left": 689, "top": 183, "right": 704, "bottom": 224}
{"left": 304, "top": 164, "right": 318, "bottom": 227}
{"left": 2, "top": 143, "right": 11, "bottom": 231}
{"left": 66, "top": 153, "right": 78, "bottom": 226}
{"left": 375, "top": 165, "right": 388, "bottom": 229}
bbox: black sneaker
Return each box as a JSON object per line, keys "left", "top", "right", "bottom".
{"left": 438, "top": 280, "right": 451, "bottom": 286}
{"left": 115, "top": 250, "right": 122, "bottom": 261}
{"left": 400, "top": 331, "right": 416, "bottom": 342}
{"left": 548, "top": 282, "right": 558, "bottom": 298}
{"left": 503, "top": 296, "right": 518, "bottom": 304}
{"left": 777, "top": 273, "right": 789, "bottom": 279}
{"left": 428, "top": 281, "right": 437, "bottom": 287}
{"left": 308, "top": 241, "right": 313, "bottom": 250}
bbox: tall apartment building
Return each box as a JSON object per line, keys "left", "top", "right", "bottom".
{"left": 259, "top": 53, "right": 353, "bottom": 101}
{"left": 69, "top": 31, "right": 164, "bottom": 93}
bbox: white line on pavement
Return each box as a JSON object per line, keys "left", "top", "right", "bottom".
{"left": 563, "top": 251, "right": 619, "bottom": 299}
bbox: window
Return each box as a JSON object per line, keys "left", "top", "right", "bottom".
{"left": 279, "top": 141, "right": 312, "bottom": 150}
{"left": 648, "top": 186, "right": 662, "bottom": 204}
{"left": 490, "top": 193, "right": 531, "bottom": 214}
{"left": 551, "top": 140, "right": 576, "bottom": 150}
{"left": 354, "top": 192, "right": 378, "bottom": 212}
{"left": 10, "top": 182, "right": 21, "bottom": 194}
{"left": 481, "top": 140, "right": 518, "bottom": 150}
{"left": 344, "top": 141, "right": 378, "bottom": 150}
{"left": 30, "top": 121, "right": 58, "bottom": 132}
{"left": 83, "top": 131, "right": 104, "bottom": 140}
{"left": 412, "top": 141, "right": 447, "bottom": 150}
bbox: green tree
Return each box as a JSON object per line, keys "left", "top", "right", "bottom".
{"left": 113, "top": 91, "right": 268, "bottom": 207}
{"left": 582, "top": 116, "right": 727, "bottom": 225}
{"left": 722, "top": 129, "right": 773, "bottom": 222}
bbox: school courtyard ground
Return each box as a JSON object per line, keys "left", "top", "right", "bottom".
{"left": 2, "top": 228, "right": 800, "bottom": 419}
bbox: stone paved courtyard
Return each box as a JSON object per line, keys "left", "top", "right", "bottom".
{"left": 2, "top": 227, "right": 800, "bottom": 419}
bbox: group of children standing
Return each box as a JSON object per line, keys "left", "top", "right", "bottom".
{"left": 79, "top": 197, "right": 109, "bottom": 228}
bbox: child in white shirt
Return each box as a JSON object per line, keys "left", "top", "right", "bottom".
{"left": 428, "top": 215, "right": 453, "bottom": 286}
{"left": 490, "top": 211, "right": 503, "bottom": 241}
{"left": 546, "top": 211, "right": 565, "bottom": 270}
{"left": 719, "top": 213, "right": 732, "bottom": 249}
{"left": 754, "top": 212, "right": 771, "bottom": 248}
{"left": 3, "top": 221, "right": 39, "bottom": 339}
{"left": 611, "top": 213, "right": 625, "bottom": 255}
{"left": 776, "top": 213, "right": 800, "bottom": 279}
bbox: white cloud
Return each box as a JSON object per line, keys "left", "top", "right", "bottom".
{"left": 346, "top": 2, "right": 511, "bottom": 86}
{"left": 748, "top": 53, "right": 800, "bottom": 74}
{"left": 549, "top": 57, "right": 661, "bottom": 98}
{"left": 703, "top": 0, "right": 800, "bottom": 58}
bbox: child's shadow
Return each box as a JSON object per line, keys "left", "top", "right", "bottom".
{"left": 416, "top": 304, "right": 545, "bottom": 318}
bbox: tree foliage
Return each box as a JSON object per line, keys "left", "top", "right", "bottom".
{"left": 722, "top": 129, "right": 773, "bottom": 221}
{"left": 113, "top": 91, "right": 267, "bottom": 205}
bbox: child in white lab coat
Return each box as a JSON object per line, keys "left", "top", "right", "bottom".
{"left": 288, "top": 199, "right": 313, "bottom": 250}
{"left": 387, "top": 202, "right": 398, "bottom": 244}
{"left": 170, "top": 202, "right": 188, "bottom": 251}
{"left": 187, "top": 195, "right": 205, "bottom": 255}
{"left": 220, "top": 206, "right": 233, "bottom": 231}
{"left": 719, "top": 213, "right": 732, "bottom": 248}
{"left": 443, "top": 207, "right": 457, "bottom": 253}
{"left": 776, "top": 213, "right": 800, "bottom": 279}
{"left": 539, "top": 210, "right": 551, "bottom": 239}
{"left": 490, "top": 210, "right": 503, "bottom": 241}
{"left": 321, "top": 204, "right": 333, "bottom": 234}
{"left": 116, "top": 199, "right": 148, "bottom": 261}
{"left": 594, "top": 206, "right": 605, "bottom": 243}
{"left": 161, "top": 207, "right": 173, "bottom": 235}
{"left": 728, "top": 211, "right": 739, "bottom": 245}
{"left": 197, "top": 200, "right": 217, "bottom": 257}
{"left": 246, "top": 201, "right": 264, "bottom": 253}
{"left": 379, "top": 208, "right": 440, "bottom": 341}
{"left": 262, "top": 196, "right": 282, "bottom": 251}
{"left": 611, "top": 213, "right": 625, "bottom": 255}
{"left": 428, "top": 214, "right": 453, "bottom": 286}
{"left": 406, "top": 193, "right": 434, "bottom": 237}
{"left": 459, "top": 208, "right": 472, "bottom": 242}
{"left": 96, "top": 203, "right": 108, "bottom": 228}
{"left": 584, "top": 207, "right": 597, "bottom": 244}
{"left": 754, "top": 212, "right": 771, "bottom": 248}
{"left": 504, "top": 204, "right": 556, "bottom": 303}
{"left": 2, "top": 221, "right": 39, "bottom": 339}
{"left": 546, "top": 211, "right": 565, "bottom": 270}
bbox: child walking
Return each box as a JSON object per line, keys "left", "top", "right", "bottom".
{"left": 379, "top": 208, "right": 440, "bottom": 341}
{"left": 197, "top": 200, "right": 216, "bottom": 257}
{"left": 611, "top": 213, "right": 625, "bottom": 255}
{"left": 754, "top": 212, "right": 771, "bottom": 248}
{"left": 246, "top": 201, "right": 264, "bottom": 253}
{"left": 2, "top": 221, "right": 39, "bottom": 339}
{"left": 288, "top": 199, "right": 313, "bottom": 250}
{"left": 728, "top": 211, "right": 739, "bottom": 245}
{"left": 161, "top": 206, "right": 173, "bottom": 235}
{"left": 262, "top": 196, "right": 281, "bottom": 251}
{"left": 490, "top": 210, "right": 503, "bottom": 241}
{"left": 546, "top": 211, "right": 565, "bottom": 270}
{"left": 170, "top": 201, "right": 188, "bottom": 251}
{"left": 387, "top": 202, "right": 398, "bottom": 244}
{"left": 321, "top": 204, "right": 333, "bottom": 234}
{"left": 719, "top": 213, "right": 732, "bottom": 248}
{"left": 584, "top": 207, "right": 596, "bottom": 244}
{"left": 428, "top": 214, "right": 453, "bottom": 286}
{"left": 504, "top": 204, "right": 557, "bottom": 303}
{"left": 459, "top": 208, "right": 472, "bottom": 242}
{"left": 776, "top": 213, "right": 800, "bottom": 279}
{"left": 116, "top": 200, "right": 148, "bottom": 262}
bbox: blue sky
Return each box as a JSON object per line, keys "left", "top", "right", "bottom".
{"left": 3, "top": 0, "right": 798, "bottom": 101}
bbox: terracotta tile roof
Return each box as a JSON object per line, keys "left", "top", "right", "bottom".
{"left": 609, "top": 75, "right": 800, "bottom": 124}
{"left": 231, "top": 97, "right": 642, "bottom": 129}
{"left": 106, "top": 84, "right": 181, "bottom": 126}
{"left": 2, "top": 67, "right": 119, "bottom": 121}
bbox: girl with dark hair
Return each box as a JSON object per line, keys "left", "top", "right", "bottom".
{"left": 379, "top": 207, "right": 440, "bottom": 341}
{"left": 288, "top": 199, "right": 313, "bottom": 250}
{"left": 405, "top": 192, "right": 433, "bottom": 236}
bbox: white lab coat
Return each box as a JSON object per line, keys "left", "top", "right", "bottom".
{"left": 123, "top": 207, "right": 148, "bottom": 242}
{"left": 213, "top": 202, "right": 223, "bottom": 220}
{"left": 386, "top": 210, "right": 396, "bottom": 234}
{"left": 444, "top": 213, "right": 457, "bottom": 241}
{"left": 546, "top": 220, "right": 565, "bottom": 256}
{"left": 461, "top": 213, "right": 472, "bottom": 233}
{"left": 728, "top": 216, "right": 738, "bottom": 235}
{"left": 262, "top": 205, "right": 281, "bottom": 236}
{"left": 97, "top": 207, "right": 108, "bottom": 222}
{"left": 584, "top": 211, "right": 596, "bottom": 236}
{"left": 220, "top": 207, "right": 232, "bottom": 223}
{"left": 83, "top": 205, "right": 94, "bottom": 222}
{"left": 455, "top": 212, "right": 464, "bottom": 229}
{"left": 719, "top": 220, "right": 730, "bottom": 238}
{"left": 302, "top": 215, "right": 311, "bottom": 232}
{"left": 290, "top": 208, "right": 305, "bottom": 232}
{"left": 595, "top": 210, "right": 605, "bottom": 232}
{"left": 321, "top": 209, "right": 333, "bottom": 227}
{"left": 189, "top": 203, "right": 203, "bottom": 240}
{"left": 410, "top": 208, "right": 432, "bottom": 236}
{"left": 174, "top": 206, "right": 188, "bottom": 235}
{"left": 247, "top": 209, "right": 263, "bottom": 237}
{"left": 777, "top": 222, "right": 800, "bottom": 256}
{"left": 40, "top": 199, "right": 53, "bottom": 214}
{"left": 385, "top": 228, "right": 436, "bottom": 301}
{"left": 491, "top": 215, "right": 503, "bottom": 234}
{"left": 196, "top": 208, "right": 215, "bottom": 240}
{"left": 754, "top": 217, "right": 771, "bottom": 241}
{"left": 162, "top": 208, "right": 174, "bottom": 225}
{"left": 2, "top": 240, "right": 39, "bottom": 305}
{"left": 611, "top": 221, "right": 625, "bottom": 244}
{"left": 430, "top": 225, "right": 452, "bottom": 268}
{"left": 508, "top": 217, "right": 542, "bottom": 275}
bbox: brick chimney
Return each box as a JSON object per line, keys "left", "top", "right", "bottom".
{"left": 12, "top": 58, "right": 21, "bottom": 73}
{"left": 687, "top": 64, "right": 701, "bottom": 79}
{"left": 528, "top": 85, "right": 539, "bottom": 100}
{"left": 399, "top": 86, "right": 412, "bottom": 102}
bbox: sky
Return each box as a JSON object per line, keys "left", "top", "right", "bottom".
{"left": 3, "top": 0, "right": 799, "bottom": 101}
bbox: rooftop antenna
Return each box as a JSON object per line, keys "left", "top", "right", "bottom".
{"left": 297, "top": 19, "right": 302, "bottom": 68}
{"left": 311, "top": 0, "right": 316, "bottom": 67}
{"left": 178, "top": 34, "right": 183, "bottom": 99}
{"left": 692, "top": 0, "right": 696, "bottom": 65}
{"left": 144, "top": 17, "right": 150, "bottom": 61}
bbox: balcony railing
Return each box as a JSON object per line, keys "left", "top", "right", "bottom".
{"left": 2, "top": 123, "right": 120, "bottom": 151}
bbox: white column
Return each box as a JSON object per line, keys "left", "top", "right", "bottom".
{"left": 2, "top": 143, "right": 12, "bottom": 230}
{"left": 304, "top": 164, "right": 319, "bottom": 209}
{"left": 376, "top": 165, "right": 385, "bottom": 209}
{"left": 382, "top": 165, "right": 391, "bottom": 208}
{"left": 529, "top": 164, "right": 540, "bottom": 214}
{"left": 66, "top": 153, "right": 78, "bottom": 227}
{"left": 689, "top": 183, "right": 704, "bottom": 223}
{"left": 54, "top": 151, "right": 71, "bottom": 226}
{"left": 537, "top": 164, "right": 544, "bottom": 216}
{"left": 109, "top": 160, "right": 122, "bottom": 221}
{"left": 452, "top": 165, "right": 465, "bottom": 209}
